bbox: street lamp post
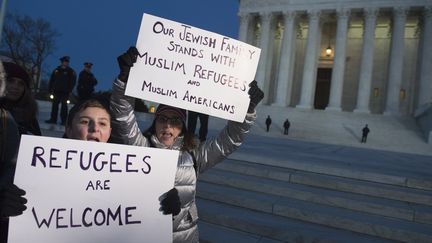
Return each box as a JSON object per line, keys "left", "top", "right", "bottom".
{"left": 0, "top": 0, "right": 8, "bottom": 41}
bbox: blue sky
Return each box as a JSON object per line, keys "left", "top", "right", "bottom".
{"left": 6, "top": 0, "right": 240, "bottom": 92}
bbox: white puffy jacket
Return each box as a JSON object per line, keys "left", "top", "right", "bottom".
{"left": 110, "top": 79, "right": 256, "bottom": 242}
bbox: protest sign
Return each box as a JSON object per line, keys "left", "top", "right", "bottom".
{"left": 8, "top": 135, "right": 179, "bottom": 243}
{"left": 126, "top": 13, "right": 261, "bottom": 122}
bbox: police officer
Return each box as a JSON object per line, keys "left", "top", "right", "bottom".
{"left": 77, "top": 62, "right": 98, "bottom": 101}
{"left": 45, "top": 56, "right": 76, "bottom": 125}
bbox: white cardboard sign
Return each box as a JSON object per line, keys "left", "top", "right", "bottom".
{"left": 8, "top": 135, "right": 179, "bottom": 243}
{"left": 126, "top": 13, "right": 261, "bottom": 122}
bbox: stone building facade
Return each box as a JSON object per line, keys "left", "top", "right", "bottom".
{"left": 238, "top": 0, "right": 432, "bottom": 116}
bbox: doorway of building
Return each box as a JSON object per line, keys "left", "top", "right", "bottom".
{"left": 314, "top": 68, "right": 332, "bottom": 109}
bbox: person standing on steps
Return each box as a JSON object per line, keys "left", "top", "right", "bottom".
{"left": 283, "top": 118, "right": 291, "bottom": 135}
{"left": 45, "top": 56, "right": 77, "bottom": 126}
{"left": 361, "top": 124, "right": 370, "bottom": 143}
{"left": 265, "top": 115, "right": 272, "bottom": 132}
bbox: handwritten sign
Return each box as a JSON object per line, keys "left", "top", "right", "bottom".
{"left": 126, "top": 13, "right": 261, "bottom": 122}
{"left": 8, "top": 135, "right": 178, "bottom": 243}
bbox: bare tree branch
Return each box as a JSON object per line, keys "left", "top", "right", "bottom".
{"left": 1, "top": 13, "right": 60, "bottom": 91}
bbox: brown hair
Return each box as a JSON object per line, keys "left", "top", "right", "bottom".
{"left": 66, "top": 98, "right": 112, "bottom": 128}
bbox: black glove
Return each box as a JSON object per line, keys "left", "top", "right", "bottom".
{"left": 0, "top": 184, "right": 27, "bottom": 218}
{"left": 159, "top": 188, "right": 181, "bottom": 216}
{"left": 247, "top": 80, "right": 264, "bottom": 113}
{"left": 117, "top": 46, "right": 140, "bottom": 82}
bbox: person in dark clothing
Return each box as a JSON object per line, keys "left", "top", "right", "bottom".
{"left": 361, "top": 124, "right": 370, "bottom": 143}
{"left": 77, "top": 62, "right": 98, "bottom": 101}
{"left": 0, "top": 62, "right": 41, "bottom": 135}
{"left": 0, "top": 60, "right": 27, "bottom": 243}
{"left": 187, "top": 111, "right": 209, "bottom": 142}
{"left": 45, "top": 56, "right": 77, "bottom": 125}
{"left": 265, "top": 115, "right": 272, "bottom": 132}
{"left": 283, "top": 118, "right": 291, "bottom": 135}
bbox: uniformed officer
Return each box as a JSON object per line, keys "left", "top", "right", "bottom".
{"left": 45, "top": 56, "right": 76, "bottom": 125}
{"left": 76, "top": 62, "right": 98, "bottom": 101}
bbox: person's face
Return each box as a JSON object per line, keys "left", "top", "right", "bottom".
{"left": 5, "top": 77, "right": 26, "bottom": 101}
{"left": 155, "top": 111, "right": 183, "bottom": 146}
{"left": 66, "top": 107, "right": 111, "bottom": 142}
{"left": 62, "top": 60, "right": 70, "bottom": 67}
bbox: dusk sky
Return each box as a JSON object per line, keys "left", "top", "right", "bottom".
{"left": 6, "top": 0, "right": 240, "bottom": 91}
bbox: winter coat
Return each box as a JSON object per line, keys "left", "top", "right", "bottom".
{"left": 110, "top": 79, "right": 256, "bottom": 243}
{"left": 0, "top": 108, "right": 21, "bottom": 243}
{"left": 0, "top": 108, "right": 19, "bottom": 188}
{"left": 48, "top": 66, "right": 76, "bottom": 94}
{"left": 283, "top": 120, "right": 290, "bottom": 129}
{"left": 0, "top": 97, "right": 41, "bottom": 136}
{"left": 362, "top": 126, "right": 370, "bottom": 136}
{"left": 266, "top": 117, "right": 272, "bottom": 126}
{"left": 77, "top": 70, "right": 98, "bottom": 99}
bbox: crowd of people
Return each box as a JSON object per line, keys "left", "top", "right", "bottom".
{"left": 0, "top": 46, "right": 264, "bottom": 243}
{"left": 0, "top": 46, "right": 375, "bottom": 242}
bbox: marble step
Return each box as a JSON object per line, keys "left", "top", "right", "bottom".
{"left": 198, "top": 221, "right": 284, "bottom": 243}
{"left": 199, "top": 168, "right": 432, "bottom": 224}
{"left": 197, "top": 198, "right": 396, "bottom": 243}
{"left": 196, "top": 182, "right": 432, "bottom": 242}
{"left": 229, "top": 150, "right": 432, "bottom": 191}
{"left": 214, "top": 159, "right": 432, "bottom": 207}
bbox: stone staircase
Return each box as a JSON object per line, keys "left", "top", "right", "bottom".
{"left": 35, "top": 100, "right": 432, "bottom": 242}
{"left": 196, "top": 157, "right": 432, "bottom": 243}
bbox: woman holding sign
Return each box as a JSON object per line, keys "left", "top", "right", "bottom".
{"left": 110, "top": 47, "right": 264, "bottom": 242}
{"left": 0, "top": 61, "right": 28, "bottom": 243}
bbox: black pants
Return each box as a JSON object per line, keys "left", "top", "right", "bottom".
{"left": 49, "top": 92, "right": 69, "bottom": 123}
{"left": 284, "top": 127, "right": 289, "bottom": 135}
{"left": 187, "top": 111, "right": 209, "bottom": 141}
{"left": 361, "top": 135, "right": 367, "bottom": 143}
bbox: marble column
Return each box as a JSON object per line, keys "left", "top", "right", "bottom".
{"left": 238, "top": 12, "right": 251, "bottom": 43}
{"left": 297, "top": 10, "right": 321, "bottom": 109}
{"left": 326, "top": 8, "right": 350, "bottom": 111}
{"left": 274, "top": 10, "right": 297, "bottom": 106}
{"left": 354, "top": 8, "right": 379, "bottom": 113}
{"left": 255, "top": 12, "right": 273, "bottom": 104}
{"left": 384, "top": 7, "right": 408, "bottom": 115}
{"left": 417, "top": 6, "right": 432, "bottom": 111}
